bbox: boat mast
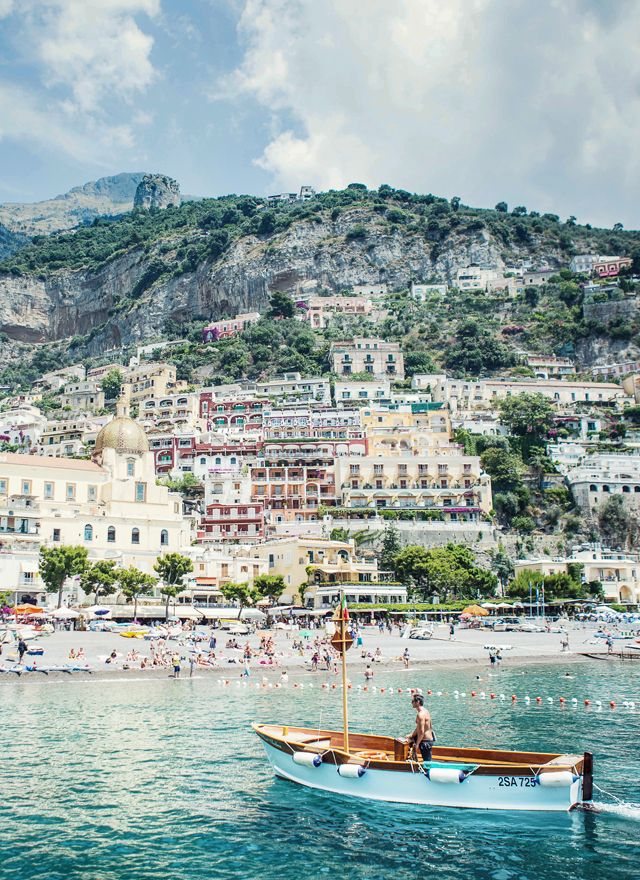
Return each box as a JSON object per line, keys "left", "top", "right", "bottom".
{"left": 331, "top": 590, "right": 353, "bottom": 753}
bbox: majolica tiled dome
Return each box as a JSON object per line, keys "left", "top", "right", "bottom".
{"left": 93, "top": 416, "right": 149, "bottom": 457}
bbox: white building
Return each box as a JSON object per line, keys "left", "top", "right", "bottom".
{"left": 566, "top": 454, "right": 640, "bottom": 514}
{"left": 334, "top": 380, "right": 392, "bottom": 406}
{"left": 0, "top": 404, "right": 46, "bottom": 450}
{"left": 514, "top": 546, "right": 640, "bottom": 604}
{"left": 0, "top": 411, "right": 193, "bottom": 604}
{"left": 411, "top": 282, "right": 448, "bottom": 301}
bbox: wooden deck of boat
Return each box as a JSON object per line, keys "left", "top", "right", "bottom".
{"left": 254, "top": 724, "right": 585, "bottom": 775}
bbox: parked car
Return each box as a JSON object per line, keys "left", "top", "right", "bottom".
{"left": 492, "top": 616, "right": 523, "bottom": 632}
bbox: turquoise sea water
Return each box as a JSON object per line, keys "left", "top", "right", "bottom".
{"left": 1, "top": 662, "right": 639, "bottom": 880}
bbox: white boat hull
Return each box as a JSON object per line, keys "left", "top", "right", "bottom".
{"left": 260, "top": 738, "right": 584, "bottom": 811}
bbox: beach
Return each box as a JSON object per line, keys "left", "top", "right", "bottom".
{"left": 0, "top": 620, "right": 619, "bottom": 682}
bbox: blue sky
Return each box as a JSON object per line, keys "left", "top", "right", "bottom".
{"left": 0, "top": 0, "right": 638, "bottom": 228}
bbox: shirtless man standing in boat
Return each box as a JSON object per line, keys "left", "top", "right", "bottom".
{"left": 406, "top": 693, "right": 435, "bottom": 762}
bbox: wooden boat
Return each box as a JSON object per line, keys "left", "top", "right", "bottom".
{"left": 253, "top": 596, "right": 593, "bottom": 812}
{"left": 253, "top": 723, "right": 592, "bottom": 811}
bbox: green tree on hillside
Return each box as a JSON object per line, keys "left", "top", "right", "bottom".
{"left": 79, "top": 559, "right": 118, "bottom": 604}
{"left": 100, "top": 369, "right": 124, "bottom": 400}
{"left": 118, "top": 567, "right": 157, "bottom": 620}
{"left": 254, "top": 574, "right": 286, "bottom": 605}
{"left": 498, "top": 393, "right": 555, "bottom": 441}
{"left": 39, "top": 545, "right": 88, "bottom": 608}
{"left": 268, "top": 291, "right": 296, "bottom": 319}
{"left": 154, "top": 552, "right": 194, "bottom": 620}
{"left": 219, "top": 581, "right": 258, "bottom": 619}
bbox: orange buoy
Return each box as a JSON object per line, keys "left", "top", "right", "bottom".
{"left": 610, "top": 701, "right": 616, "bottom": 709}
{"left": 427, "top": 690, "right": 432, "bottom": 695}
{"left": 511, "top": 694, "right": 517, "bottom": 701}
{"left": 490, "top": 693, "right": 496, "bottom": 699}
{"left": 536, "top": 696, "right": 542, "bottom": 703}
{"left": 584, "top": 699, "right": 591, "bottom": 706}
{"left": 471, "top": 691, "right": 477, "bottom": 697}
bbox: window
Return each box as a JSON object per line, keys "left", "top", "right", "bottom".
{"left": 84, "top": 524, "right": 93, "bottom": 541}
{"left": 88, "top": 485, "right": 97, "bottom": 502}
{"left": 44, "top": 482, "right": 54, "bottom": 499}
{"left": 160, "top": 529, "right": 169, "bottom": 545}
{"left": 200, "top": 457, "right": 206, "bottom": 465}
{"left": 21, "top": 480, "right": 32, "bottom": 495}
{"left": 623, "top": 485, "right": 631, "bottom": 493}
{"left": 602, "top": 485, "right": 610, "bottom": 493}
{"left": 66, "top": 483, "right": 76, "bottom": 500}
{"left": 589, "top": 484, "right": 598, "bottom": 492}
{"left": 107, "top": 526, "right": 116, "bottom": 543}
{"left": 135, "top": 482, "right": 146, "bottom": 503}
{"left": 131, "top": 528, "right": 140, "bottom": 544}
{"left": 0, "top": 480, "right": 6, "bottom": 495}
{"left": 127, "top": 460, "right": 135, "bottom": 477}
{"left": 53, "top": 528, "right": 61, "bottom": 542}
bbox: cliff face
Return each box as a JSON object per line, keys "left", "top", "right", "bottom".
{"left": 0, "top": 211, "right": 509, "bottom": 350}
{"left": 133, "top": 174, "right": 181, "bottom": 210}
{"left": 0, "top": 173, "right": 146, "bottom": 247}
{"left": 0, "top": 205, "right": 633, "bottom": 368}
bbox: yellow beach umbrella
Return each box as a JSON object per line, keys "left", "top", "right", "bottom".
{"left": 461, "top": 604, "right": 489, "bottom": 616}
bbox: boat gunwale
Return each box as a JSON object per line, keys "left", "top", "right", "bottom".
{"left": 252, "top": 723, "right": 585, "bottom": 776}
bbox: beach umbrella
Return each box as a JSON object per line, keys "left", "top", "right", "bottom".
{"left": 50, "top": 608, "right": 80, "bottom": 620}
{"left": 496, "top": 602, "right": 513, "bottom": 609}
{"left": 14, "top": 604, "right": 44, "bottom": 615}
{"left": 84, "top": 605, "right": 111, "bottom": 617}
{"left": 461, "top": 604, "right": 489, "bottom": 616}
{"left": 481, "top": 603, "right": 498, "bottom": 609}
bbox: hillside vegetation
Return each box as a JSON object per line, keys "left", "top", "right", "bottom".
{"left": 1, "top": 184, "right": 640, "bottom": 391}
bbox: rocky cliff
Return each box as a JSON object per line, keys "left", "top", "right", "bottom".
{"left": 0, "top": 211, "right": 519, "bottom": 351}
{"left": 0, "top": 172, "right": 147, "bottom": 258}
{"left": 0, "top": 184, "right": 638, "bottom": 367}
{"left": 133, "top": 174, "right": 181, "bottom": 210}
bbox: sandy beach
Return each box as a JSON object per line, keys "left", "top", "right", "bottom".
{"left": 0, "top": 621, "right": 622, "bottom": 682}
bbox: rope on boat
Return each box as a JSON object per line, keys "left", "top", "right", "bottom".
{"left": 592, "top": 781, "right": 626, "bottom": 805}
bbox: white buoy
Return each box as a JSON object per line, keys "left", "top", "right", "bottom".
{"left": 547, "top": 697, "right": 553, "bottom": 703}
{"left": 524, "top": 696, "right": 531, "bottom": 703}
{"left": 499, "top": 694, "right": 505, "bottom": 701}
{"left": 436, "top": 691, "right": 443, "bottom": 697}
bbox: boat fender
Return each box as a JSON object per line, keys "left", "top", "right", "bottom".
{"left": 337, "top": 763, "right": 366, "bottom": 778}
{"left": 292, "top": 751, "right": 322, "bottom": 768}
{"left": 536, "top": 771, "right": 578, "bottom": 788}
{"left": 426, "top": 768, "right": 468, "bottom": 784}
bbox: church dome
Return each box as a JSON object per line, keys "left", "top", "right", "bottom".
{"left": 93, "top": 415, "right": 149, "bottom": 457}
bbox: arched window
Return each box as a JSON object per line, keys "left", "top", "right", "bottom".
{"left": 589, "top": 484, "right": 598, "bottom": 492}
{"left": 200, "top": 457, "right": 206, "bottom": 465}
{"left": 635, "top": 487, "right": 640, "bottom": 493}
{"left": 84, "top": 524, "right": 93, "bottom": 541}
{"left": 107, "top": 526, "right": 116, "bottom": 543}
{"left": 602, "top": 485, "right": 610, "bottom": 493}
{"left": 623, "top": 485, "right": 631, "bottom": 493}
{"left": 160, "top": 529, "right": 168, "bottom": 546}
{"left": 131, "top": 528, "right": 140, "bottom": 544}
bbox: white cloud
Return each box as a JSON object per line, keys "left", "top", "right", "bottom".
{"left": 0, "top": 1, "right": 160, "bottom": 167}
{"left": 228, "top": 0, "right": 640, "bottom": 227}
{"left": 29, "top": 0, "right": 160, "bottom": 112}
{"left": 0, "top": 81, "right": 134, "bottom": 163}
